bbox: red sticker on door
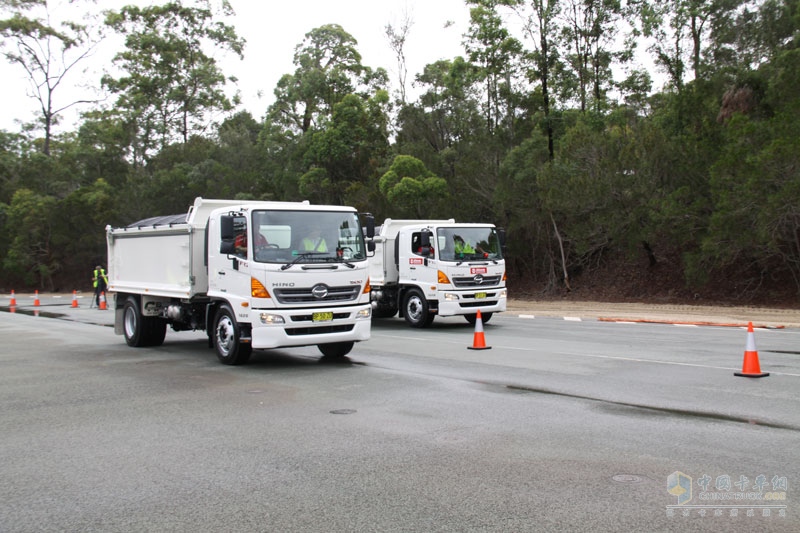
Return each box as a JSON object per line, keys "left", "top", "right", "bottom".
{"left": 409, "top": 258, "right": 423, "bottom": 265}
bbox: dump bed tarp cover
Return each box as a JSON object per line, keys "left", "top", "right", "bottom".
{"left": 127, "top": 214, "right": 188, "bottom": 228}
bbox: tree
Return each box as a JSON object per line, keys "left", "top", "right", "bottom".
{"left": 3, "top": 188, "right": 59, "bottom": 288}
{"left": 465, "top": 0, "right": 523, "bottom": 135}
{"left": 508, "top": 0, "right": 563, "bottom": 159}
{"left": 385, "top": 8, "right": 413, "bottom": 104}
{"left": 378, "top": 155, "right": 450, "bottom": 218}
{"left": 267, "top": 24, "right": 368, "bottom": 136}
{"left": 0, "top": 0, "right": 104, "bottom": 155}
{"left": 560, "top": 0, "right": 624, "bottom": 113}
{"left": 103, "top": 0, "right": 244, "bottom": 163}
{"left": 301, "top": 92, "right": 390, "bottom": 207}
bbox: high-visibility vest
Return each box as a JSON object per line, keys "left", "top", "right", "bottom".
{"left": 93, "top": 268, "right": 108, "bottom": 287}
{"left": 302, "top": 237, "right": 327, "bottom": 252}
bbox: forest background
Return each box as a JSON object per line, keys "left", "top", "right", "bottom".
{"left": 1, "top": 0, "right": 799, "bottom": 307}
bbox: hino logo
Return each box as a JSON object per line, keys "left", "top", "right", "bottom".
{"left": 473, "top": 274, "right": 484, "bottom": 285}
{"left": 272, "top": 282, "right": 295, "bottom": 287}
{"left": 311, "top": 284, "right": 329, "bottom": 299}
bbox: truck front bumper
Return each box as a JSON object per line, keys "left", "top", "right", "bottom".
{"left": 249, "top": 304, "right": 372, "bottom": 349}
{"left": 436, "top": 289, "right": 507, "bottom": 317}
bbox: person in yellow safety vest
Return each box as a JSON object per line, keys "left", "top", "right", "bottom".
{"left": 453, "top": 235, "right": 475, "bottom": 257}
{"left": 92, "top": 265, "right": 109, "bottom": 307}
{"left": 302, "top": 229, "right": 328, "bottom": 252}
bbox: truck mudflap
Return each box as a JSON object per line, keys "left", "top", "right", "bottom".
{"left": 436, "top": 292, "right": 507, "bottom": 318}
{"left": 249, "top": 305, "right": 371, "bottom": 350}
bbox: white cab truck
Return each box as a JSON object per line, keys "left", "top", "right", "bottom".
{"left": 367, "top": 219, "right": 507, "bottom": 327}
{"left": 106, "top": 197, "right": 372, "bottom": 365}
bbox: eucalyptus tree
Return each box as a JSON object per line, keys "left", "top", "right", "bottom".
{"left": 560, "top": 0, "right": 625, "bottom": 113}
{"left": 102, "top": 0, "right": 244, "bottom": 164}
{"left": 267, "top": 24, "right": 370, "bottom": 136}
{"left": 262, "top": 24, "right": 391, "bottom": 204}
{"left": 628, "top": 0, "right": 752, "bottom": 91}
{"left": 378, "top": 155, "right": 450, "bottom": 219}
{"left": 0, "top": 0, "right": 104, "bottom": 155}
{"left": 465, "top": 0, "right": 524, "bottom": 136}
{"left": 505, "top": 0, "right": 563, "bottom": 160}
{"left": 300, "top": 91, "right": 391, "bottom": 207}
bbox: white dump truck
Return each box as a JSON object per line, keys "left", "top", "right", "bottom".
{"left": 367, "top": 218, "right": 507, "bottom": 327}
{"left": 106, "top": 197, "right": 372, "bottom": 365}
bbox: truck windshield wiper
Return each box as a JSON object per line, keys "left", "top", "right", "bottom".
{"left": 280, "top": 252, "right": 327, "bottom": 270}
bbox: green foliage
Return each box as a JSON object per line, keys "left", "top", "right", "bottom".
{"left": 378, "top": 155, "right": 450, "bottom": 218}
{"left": 102, "top": 0, "right": 244, "bottom": 159}
{"left": 3, "top": 188, "right": 59, "bottom": 288}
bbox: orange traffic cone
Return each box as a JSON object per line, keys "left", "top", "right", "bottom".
{"left": 99, "top": 291, "right": 107, "bottom": 310}
{"left": 9, "top": 290, "right": 16, "bottom": 306}
{"left": 468, "top": 309, "right": 492, "bottom": 350}
{"left": 71, "top": 290, "right": 79, "bottom": 308}
{"left": 33, "top": 290, "right": 40, "bottom": 307}
{"left": 735, "top": 322, "right": 769, "bottom": 378}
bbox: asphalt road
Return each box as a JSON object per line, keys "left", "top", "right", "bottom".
{"left": 1, "top": 296, "right": 798, "bottom": 532}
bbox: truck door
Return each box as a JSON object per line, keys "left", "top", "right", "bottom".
{"left": 211, "top": 214, "right": 253, "bottom": 309}
{"left": 399, "top": 230, "right": 438, "bottom": 287}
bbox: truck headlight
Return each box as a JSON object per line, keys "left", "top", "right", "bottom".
{"left": 499, "top": 289, "right": 507, "bottom": 298}
{"left": 356, "top": 308, "right": 371, "bottom": 319}
{"left": 444, "top": 293, "right": 458, "bottom": 301}
{"left": 259, "top": 313, "right": 285, "bottom": 324}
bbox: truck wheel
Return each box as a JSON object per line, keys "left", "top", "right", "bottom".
{"left": 403, "top": 289, "right": 434, "bottom": 328}
{"left": 213, "top": 305, "right": 252, "bottom": 365}
{"left": 465, "top": 312, "right": 493, "bottom": 326}
{"left": 123, "top": 296, "right": 167, "bottom": 347}
{"left": 123, "top": 297, "right": 146, "bottom": 347}
{"left": 318, "top": 341, "right": 354, "bottom": 358}
{"left": 372, "top": 303, "right": 397, "bottom": 319}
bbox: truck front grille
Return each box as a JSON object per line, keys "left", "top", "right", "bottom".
{"left": 273, "top": 285, "right": 361, "bottom": 304}
{"left": 452, "top": 275, "right": 502, "bottom": 288}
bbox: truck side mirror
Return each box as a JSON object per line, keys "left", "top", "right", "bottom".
{"left": 497, "top": 228, "right": 506, "bottom": 247}
{"left": 420, "top": 230, "right": 431, "bottom": 248}
{"left": 367, "top": 241, "right": 375, "bottom": 253}
{"left": 220, "top": 215, "right": 235, "bottom": 240}
{"left": 220, "top": 240, "right": 235, "bottom": 255}
{"left": 363, "top": 213, "right": 375, "bottom": 239}
{"left": 220, "top": 215, "right": 236, "bottom": 255}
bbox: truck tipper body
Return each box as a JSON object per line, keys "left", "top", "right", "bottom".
{"left": 106, "top": 197, "right": 372, "bottom": 364}
{"left": 367, "top": 219, "right": 507, "bottom": 327}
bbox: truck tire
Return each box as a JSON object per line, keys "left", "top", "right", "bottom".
{"left": 213, "top": 304, "right": 252, "bottom": 365}
{"left": 318, "top": 341, "right": 354, "bottom": 358}
{"left": 372, "top": 303, "right": 398, "bottom": 319}
{"left": 465, "top": 312, "right": 493, "bottom": 326}
{"left": 403, "top": 289, "right": 434, "bottom": 328}
{"left": 123, "top": 296, "right": 167, "bottom": 347}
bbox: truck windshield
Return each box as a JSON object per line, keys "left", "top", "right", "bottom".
{"left": 250, "top": 210, "right": 367, "bottom": 265}
{"left": 437, "top": 227, "right": 504, "bottom": 262}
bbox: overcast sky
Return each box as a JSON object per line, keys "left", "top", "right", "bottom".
{"left": 0, "top": 0, "right": 472, "bottom": 133}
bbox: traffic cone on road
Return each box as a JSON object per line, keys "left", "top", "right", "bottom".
{"left": 468, "top": 309, "right": 492, "bottom": 350}
{"left": 9, "top": 290, "right": 16, "bottom": 307}
{"left": 33, "top": 290, "right": 40, "bottom": 307}
{"left": 71, "top": 290, "right": 79, "bottom": 308}
{"left": 735, "top": 322, "right": 769, "bottom": 378}
{"left": 99, "top": 291, "right": 107, "bottom": 310}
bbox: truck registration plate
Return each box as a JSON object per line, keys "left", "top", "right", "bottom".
{"left": 313, "top": 312, "right": 334, "bottom": 322}
{"left": 475, "top": 292, "right": 486, "bottom": 299}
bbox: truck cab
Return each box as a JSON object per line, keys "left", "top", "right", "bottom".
{"left": 368, "top": 219, "right": 507, "bottom": 328}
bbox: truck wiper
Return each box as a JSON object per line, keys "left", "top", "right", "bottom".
{"left": 280, "top": 252, "right": 327, "bottom": 270}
